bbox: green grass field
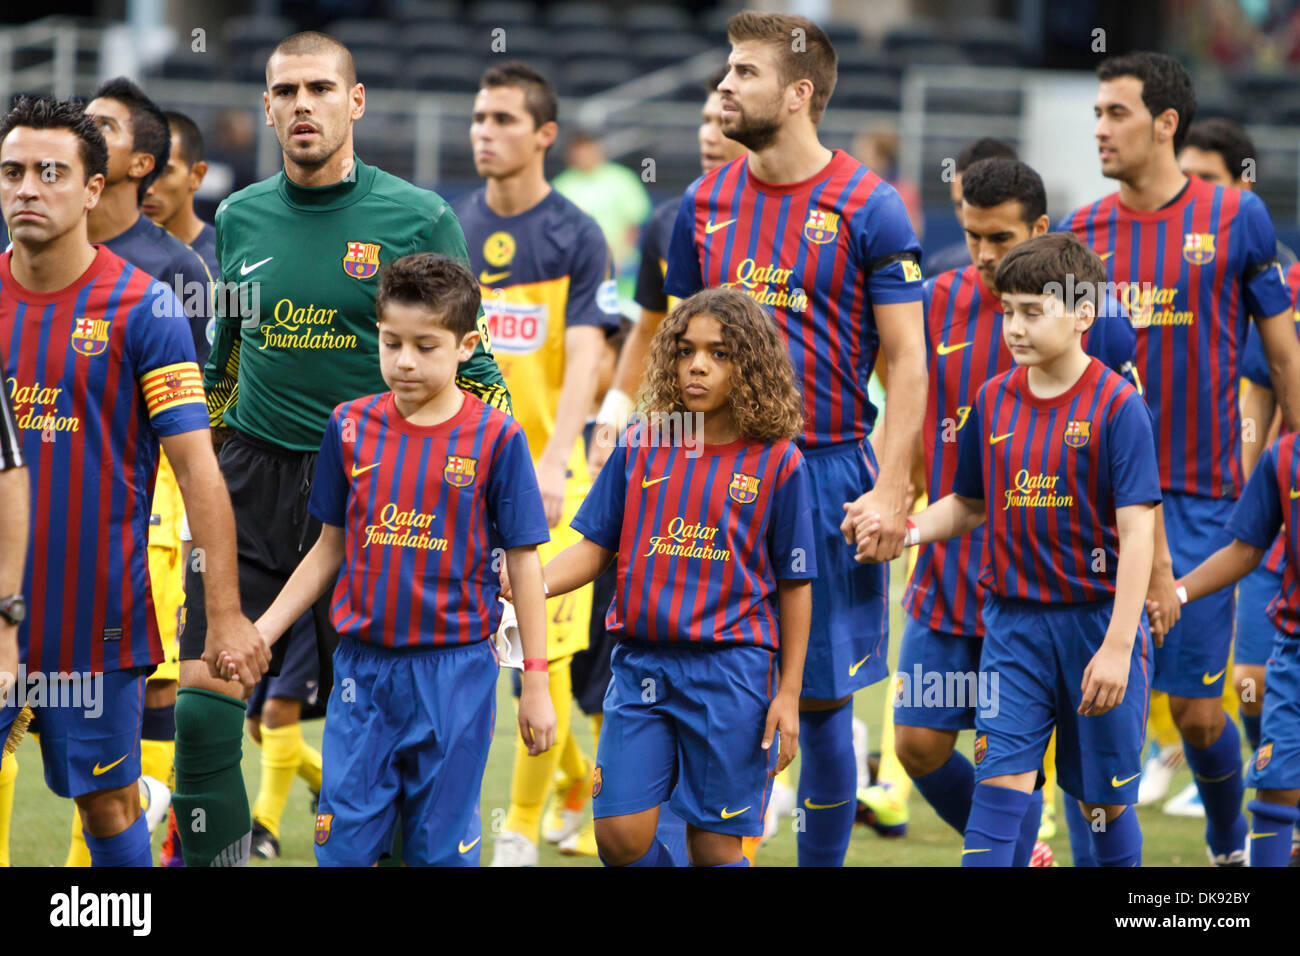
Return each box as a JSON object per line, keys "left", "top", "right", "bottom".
{"left": 8, "top": 557, "right": 1229, "bottom": 867}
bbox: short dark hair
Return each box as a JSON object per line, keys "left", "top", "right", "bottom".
{"left": 164, "top": 110, "right": 204, "bottom": 167}
{"left": 375, "top": 254, "right": 481, "bottom": 339}
{"left": 727, "top": 11, "right": 837, "bottom": 124}
{"left": 706, "top": 65, "right": 729, "bottom": 96}
{"left": 995, "top": 233, "right": 1107, "bottom": 313}
{"left": 956, "top": 137, "right": 1017, "bottom": 174}
{"left": 0, "top": 95, "right": 107, "bottom": 182}
{"left": 92, "top": 76, "right": 171, "bottom": 203}
{"left": 267, "top": 31, "right": 356, "bottom": 88}
{"left": 1183, "top": 118, "right": 1255, "bottom": 183}
{"left": 1097, "top": 51, "right": 1197, "bottom": 153}
{"left": 961, "top": 158, "right": 1047, "bottom": 224}
{"left": 479, "top": 60, "right": 557, "bottom": 129}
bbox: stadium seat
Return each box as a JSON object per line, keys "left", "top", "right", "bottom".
{"left": 153, "top": 50, "right": 219, "bottom": 82}
{"left": 325, "top": 19, "right": 397, "bottom": 54}
{"left": 558, "top": 59, "right": 638, "bottom": 97}
{"left": 403, "top": 23, "right": 474, "bottom": 57}
{"left": 624, "top": 5, "right": 695, "bottom": 37}
{"left": 632, "top": 34, "right": 719, "bottom": 72}
{"left": 469, "top": 1, "right": 538, "bottom": 28}
{"left": 410, "top": 56, "right": 488, "bottom": 94}
{"left": 832, "top": 76, "right": 902, "bottom": 111}
{"left": 553, "top": 29, "right": 626, "bottom": 62}
{"left": 222, "top": 15, "right": 295, "bottom": 53}
{"left": 230, "top": 44, "right": 278, "bottom": 83}
{"left": 546, "top": 2, "right": 618, "bottom": 31}
{"left": 475, "top": 26, "right": 555, "bottom": 61}
{"left": 352, "top": 48, "right": 398, "bottom": 89}
{"left": 396, "top": 0, "right": 458, "bottom": 27}
{"left": 882, "top": 20, "right": 944, "bottom": 56}
{"left": 957, "top": 18, "right": 1023, "bottom": 66}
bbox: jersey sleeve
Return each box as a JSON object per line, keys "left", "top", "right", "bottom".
{"left": 634, "top": 205, "right": 671, "bottom": 314}
{"left": 129, "top": 282, "right": 209, "bottom": 437}
{"left": 169, "top": 244, "right": 213, "bottom": 370}
{"left": 1241, "top": 321, "right": 1272, "bottom": 388}
{"left": 1224, "top": 441, "right": 1283, "bottom": 550}
{"left": 952, "top": 390, "right": 985, "bottom": 499}
{"left": 854, "top": 186, "right": 924, "bottom": 306}
{"left": 307, "top": 410, "right": 349, "bottom": 528}
{"left": 766, "top": 447, "right": 818, "bottom": 581}
{"left": 203, "top": 202, "right": 242, "bottom": 426}
{"left": 485, "top": 423, "right": 550, "bottom": 550}
{"left": 1107, "top": 390, "right": 1163, "bottom": 508}
{"left": 662, "top": 188, "right": 704, "bottom": 300}
{"left": 566, "top": 218, "right": 621, "bottom": 333}
{"left": 571, "top": 434, "right": 630, "bottom": 551}
{"left": 1085, "top": 309, "right": 1143, "bottom": 394}
{"left": 1239, "top": 192, "right": 1292, "bottom": 320}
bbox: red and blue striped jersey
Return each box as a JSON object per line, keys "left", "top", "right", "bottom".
{"left": 309, "top": 391, "right": 548, "bottom": 648}
{"left": 0, "top": 246, "right": 208, "bottom": 674}
{"left": 905, "top": 266, "right": 1141, "bottom": 635}
{"left": 572, "top": 424, "right": 816, "bottom": 648}
{"left": 1061, "top": 176, "right": 1291, "bottom": 498}
{"left": 952, "top": 357, "right": 1161, "bottom": 603}
{"left": 662, "top": 150, "right": 923, "bottom": 449}
{"left": 1224, "top": 431, "right": 1300, "bottom": 636}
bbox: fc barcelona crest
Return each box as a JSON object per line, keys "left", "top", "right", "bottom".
{"left": 342, "top": 240, "right": 381, "bottom": 279}
{"left": 71, "top": 317, "right": 110, "bottom": 357}
{"left": 973, "top": 733, "right": 988, "bottom": 765}
{"left": 1064, "top": 420, "right": 1091, "bottom": 448}
{"left": 314, "top": 812, "right": 333, "bottom": 845}
{"left": 803, "top": 209, "right": 840, "bottom": 245}
{"left": 1256, "top": 742, "right": 1273, "bottom": 771}
{"left": 592, "top": 765, "right": 603, "bottom": 797}
{"left": 1182, "top": 232, "right": 1216, "bottom": 265}
{"left": 729, "top": 471, "right": 760, "bottom": 504}
{"left": 444, "top": 454, "right": 478, "bottom": 487}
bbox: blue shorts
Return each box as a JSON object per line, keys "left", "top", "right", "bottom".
{"left": 593, "top": 641, "right": 778, "bottom": 837}
{"left": 248, "top": 611, "right": 321, "bottom": 713}
{"left": 800, "top": 439, "right": 889, "bottom": 699}
{"left": 313, "top": 636, "right": 497, "bottom": 867}
{"left": 1, "top": 666, "right": 147, "bottom": 798}
{"left": 976, "top": 594, "right": 1152, "bottom": 805}
{"left": 1247, "top": 633, "right": 1300, "bottom": 790}
{"left": 1156, "top": 492, "right": 1236, "bottom": 697}
{"left": 1235, "top": 563, "right": 1283, "bottom": 668}
{"left": 893, "top": 615, "right": 984, "bottom": 731}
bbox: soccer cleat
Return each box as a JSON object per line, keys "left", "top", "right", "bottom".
{"left": 1038, "top": 800, "right": 1057, "bottom": 841}
{"left": 139, "top": 774, "right": 171, "bottom": 834}
{"left": 250, "top": 820, "right": 280, "bottom": 860}
{"left": 557, "top": 824, "right": 598, "bottom": 857}
{"left": 542, "top": 779, "right": 587, "bottom": 844}
{"left": 852, "top": 717, "right": 870, "bottom": 792}
{"left": 1136, "top": 743, "right": 1184, "bottom": 806}
{"left": 1162, "top": 781, "right": 1205, "bottom": 818}
{"left": 490, "top": 829, "right": 538, "bottom": 867}
{"left": 1030, "top": 840, "right": 1054, "bottom": 867}
{"left": 159, "top": 808, "right": 185, "bottom": 867}
{"left": 856, "top": 782, "right": 908, "bottom": 837}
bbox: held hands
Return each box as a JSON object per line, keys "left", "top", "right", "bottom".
{"left": 1142, "top": 564, "right": 1182, "bottom": 647}
{"left": 203, "top": 614, "right": 271, "bottom": 691}
{"left": 1078, "top": 638, "right": 1130, "bottom": 716}
{"left": 518, "top": 677, "right": 557, "bottom": 756}
{"left": 841, "top": 490, "right": 906, "bottom": 564}
{"left": 845, "top": 507, "right": 892, "bottom": 564}
{"left": 762, "top": 691, "right": 799, "bottom": 775}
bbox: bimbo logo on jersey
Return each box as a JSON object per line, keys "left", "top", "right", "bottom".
{"left": 484, "top": 300, "right": 547, "bottom": 354}
{"left": 70, "top": 317, "right": 110, "bottom": 357}
{"left": 342, "top": 240, "right": 381, "bottom": 280}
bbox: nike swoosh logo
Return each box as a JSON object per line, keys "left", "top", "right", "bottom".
{"left": 989, "top": 432, "right": 1014, "bottom": 445}
{"left": 936, "top": 341, "right": 971, "bottom": 356}
{"left": 458, "top": 836, "right": 481, "bottom": 853}
{"left": 351, "top": 463, "right": 380, "bottom": 478}
{"left": 848, "top": 655, "right": 870, "bottom": 676}
{"left": 1194, "top": 770, "right": 1236, "bottom": 783}
{"left": 641, "top": 476, "right": 669, "bottom": 489}
{"left": 92, "top": 754, "right": 129, "bottom": 776}
{"left": 1111, "top": 772, "right": 1140, "bottom": 787}
{"left": 1249, "top": 831, "right": 1277, "bottom": 839}
{"left": 961, "top": 848, "right": 991, "bottom": 855}
{"left": 803, "top": 798, "right": 851, "bottom": 810}
{"left": 705, "top": 218, "right": 736, "bottom": 235}
{"left": 1290, "top": 488, "right": 1300, "bottom": 499}
{"left": 239, "top": 256, "right": 273, "bottom": 276}
{"left": 479, "top": 270, "right": 511, "bottom": 284}
{"left": 720, "top": 806, "right": 750, "bottom": 819}
{"left": 1202, "top": 668, "right": 1227, "bottom": 685}
{"left": 1100, "top": 252, "right": 1113, "bottom": 260}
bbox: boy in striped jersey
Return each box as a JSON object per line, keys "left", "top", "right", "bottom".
{"left": 859, "top": 234, "right": 1161, "bottom": 865}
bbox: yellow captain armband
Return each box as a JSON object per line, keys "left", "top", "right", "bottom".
{"left": 142, "top": 362, "right": 205, "bottom": 419}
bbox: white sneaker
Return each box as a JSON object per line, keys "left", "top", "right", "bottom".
{"left": 542, "top": 807, "right": 584, "bottom": 845}
{"left": 1136, "top": 746, "right": 1183, "bottom": 806}
{"left": 490, "top": 829, "right": 538, "bottom": 867}
{"left": 138, "top": 775, "right": 171, "bottom": 834}
{"left": 852, "top": 717, "right": 870, "bottom": 792}
{"left": 1207, "top": 834, "right": 1249, "bottom": 867}
{"left": 1163, "top": 781, "right": 1206, "bottom": 818}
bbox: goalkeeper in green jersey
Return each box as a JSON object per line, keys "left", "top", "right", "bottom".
{"left": 174, "top": 31, "right": 510, "bottom": 867}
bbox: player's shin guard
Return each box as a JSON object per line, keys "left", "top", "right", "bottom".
{"left": 1241, "top": 712, "right": 1261, "bottom": 752}
{"left": 1247, "top": 800, "right": 1300, "bottom": 867}
{"left": 84, "top": 811, "right": 152, "bottom": 867}
{"left": 1090, "top": 805, "right": 1142, "bottom": 867}
{"left": 1011, "top": 789, "right": 1043, "bottom": 866}
{"left": 0, "top": 752, "right": 16, "bottom": 867}
{"left": 912, "top": 751, "right": 975, "bottom": 834}
{"left": 252, "top": 722, "right": 306, "bottom": 839}
{"left": 1182, "top": 719, "right": 1248, "bottom": 855}
{"left": 962, "top": 784, "right": 1030, "bottom": 866}
{"left": 1065, "top": 797, "right": 1098, "bottom": 866}
{"left": 173, "top": 688, "right": 251, "bottom": 867}
{"left": 796, "top": 702, "right": 856, "bottom": 866}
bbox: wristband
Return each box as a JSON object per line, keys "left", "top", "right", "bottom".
{"left": 1176, "top": 585, "right": 1188, "bottom": 606}
{"left": 595, "top": 388, "right": 634, "bottom": 429}
{"left": 523, "top": 657, "right": 548, "bottom": 672}
{"left": 904, "top": 519, "right": 920, "bottom": 547}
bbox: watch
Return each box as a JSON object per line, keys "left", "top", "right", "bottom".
{"left": 0, "top": 594, "right": 26, "bottom": 626}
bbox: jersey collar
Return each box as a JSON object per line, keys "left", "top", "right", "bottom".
{"left": 279, "top": 156, "right": 375, "bottom": 210}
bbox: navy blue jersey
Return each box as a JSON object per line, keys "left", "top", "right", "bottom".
{"left": 634, "top": 198, "right": 679, "bottom": 314}
{"left": 1225, "top": 432, "right": 1300, "bottom": 636}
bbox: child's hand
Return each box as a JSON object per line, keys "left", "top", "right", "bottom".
{"left": 498, "top": 561, "right": 513, "bottom": 603}
{"left": 1144, "top": 598, "right": 1167, "bottom": 646}
{"left": 852, "top": 510, "right": 885, "bottom": 564}
{"left": 762, "top": 691, "right": 799, "bottom": 775}
{"left": 517, "top": 680, "right": 557, "bottom": 756}
{"left": 1079, "top": 640, "right": 1130, "bottom": 716}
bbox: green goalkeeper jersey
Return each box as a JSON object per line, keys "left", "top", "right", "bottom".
{"left": 205, "top": 156, "right": 508, "bottom": 451}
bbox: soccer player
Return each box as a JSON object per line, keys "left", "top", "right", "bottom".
{"left": 1062, "top": 52, "right": 1300, "bottom": 865}
{"left": 859, "top": 233, "right": 1160, "bottom": 866}
{"left": 174, "top": 31, "right": 508, "bottom": 867}
{"left": 925, "top": 138, "right": 1018, "bottom": 277}
{"left": 663, "top": 11, "right": 927, "bottom": 866}
{"left": 0, "top": 320, "right": 27, "bottom": 872}
{"left": 895, "top": 158, "right": 1140, "bottom": 861}
{"left": 145, "top": 110, "right": 219, "bottom": 286}
{"left": 453, "top": 61, "right": 619, "bottom": 867}
{"left": 0, "top": 95, "right": 266, "bottom": 867}
{"left": 509, "top": 286, "right": 814, "bottom": 866}
{"left": 228, "top": 254, "right": 556, "bottom": 866}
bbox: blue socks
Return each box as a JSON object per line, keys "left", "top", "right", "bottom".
{"left": 1247, "top": 800, "right": 1300, "bottom": 868}
{"left": 1064, "top": 797, "right": 1097, "bottom": 866}
{"left": 796, "top": 702, "right": 856, "bottom": 867}
{"left": 912, "top": 751, "right": 975, "bottom": 834}
{"left": 1183, "top": 720, "right": 1248, "bottom": 856}
{"left": 1240, "top": 712, "right": 1261, "bottom": 751}
{"left": 1091, "top": 805, "right": 1142, "bottom": 866}
{"left": 655, "top": 805, "right": 689, "bottom": 866}
{"left": 614, "top": 840, "right": 673, "bottom": 867}
{"left": 962, "top": 784, "right": 1031, "bottom": 866}
{"left": 85, "top": 811, "right": 152, "bottom": 867}
{"left": 1011, "top": 789, "right": 1044, "bottom": 866}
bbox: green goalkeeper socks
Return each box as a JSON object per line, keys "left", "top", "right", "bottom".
{"left": 173, "top": 687, "right": 251, "bottom": 867}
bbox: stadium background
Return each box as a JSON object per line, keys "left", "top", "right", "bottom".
{"left": 2, "top": 0, "right": 1295, "bottom": 865}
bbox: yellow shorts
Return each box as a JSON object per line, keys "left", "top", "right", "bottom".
{"left": 147, "top": 452, "right": 185, "bottom": 683}
{"left": 538, "top": 479, "right": 592, "bottom": 661}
